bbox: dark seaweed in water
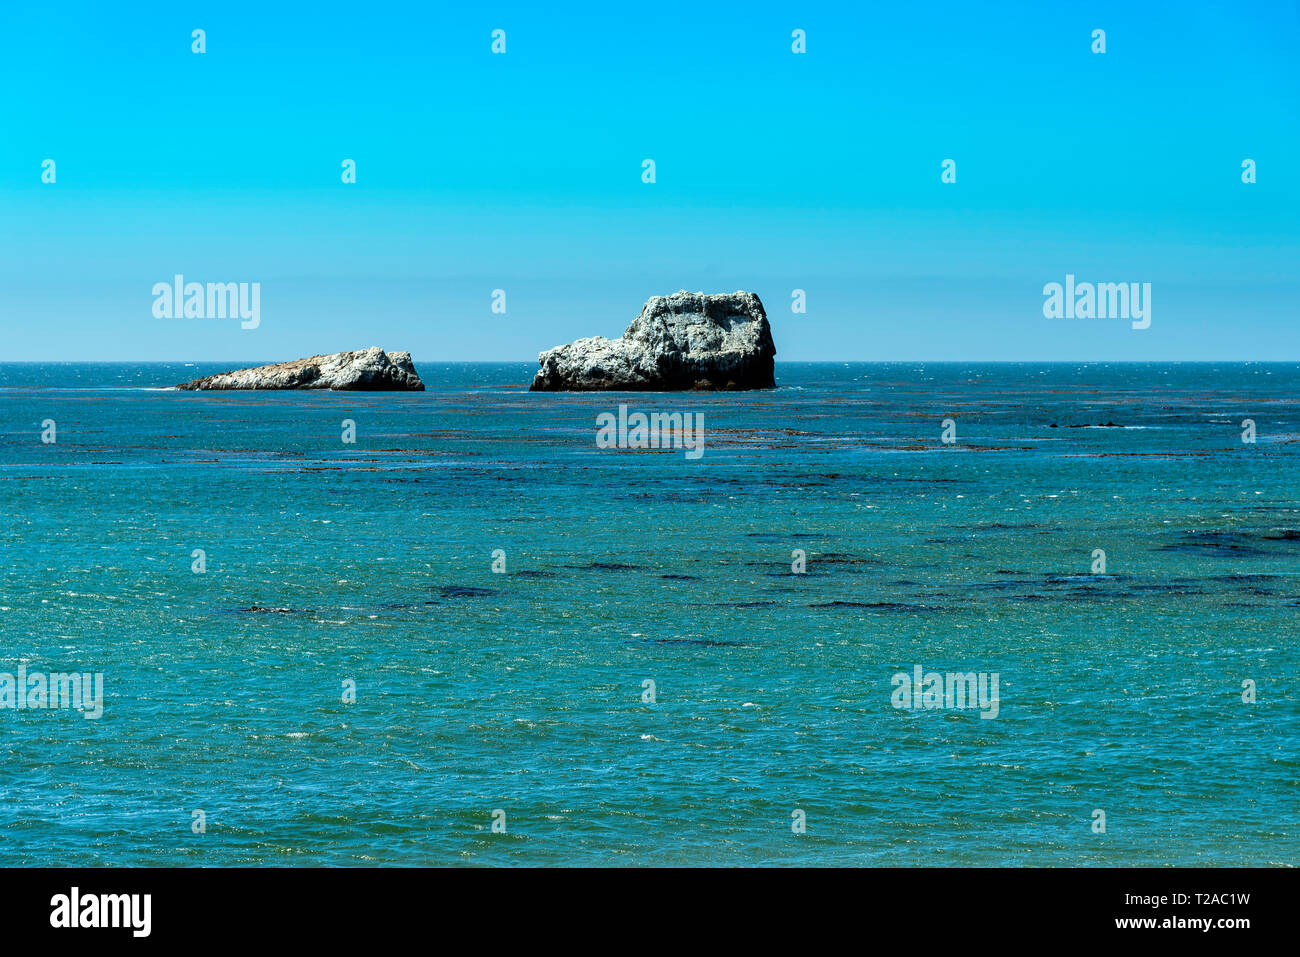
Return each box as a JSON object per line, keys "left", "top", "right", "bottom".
{"left": 1159, "top": 529, "right": 1298, "bottom": 557}
{"left": 641, "top": 637, "right": 748, "bottom": 647}
{"left": 436, "top": 585, "right": 499, "bottom": 598}
{"left": 816, "top": 552, "right": 885, "bottom": 565}
{"left": 809, "top": 600, "right": 940, "bottom": 612}
{"left": 744, "top": 531, "right": 828, "bottom": 541}
{"left": 1160, "top": 536, "right": 1263, "bottom": 556}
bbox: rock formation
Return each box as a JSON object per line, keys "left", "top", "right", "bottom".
{"left": 176, "top": 348, "right": 424, "bottom": 391}
{"left": 530, "top": 291, "right": 776, "bottom": 391}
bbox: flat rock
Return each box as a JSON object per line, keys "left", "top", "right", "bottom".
{"left": 176, "top": 348, "right": 425, "bottom": 391}
{"left": 530, "top": 290, "right": 776, "bottom": 391}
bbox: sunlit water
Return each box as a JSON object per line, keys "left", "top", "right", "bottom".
{"left": 0, "top": 362, "right": 1296, "bottom": 866}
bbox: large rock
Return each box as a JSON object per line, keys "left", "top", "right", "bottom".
{"left": 176, "top": 348, "right": 424, "bottom": 391}
{"left": 530, "top": 291, "right": 776, "bottom": 391}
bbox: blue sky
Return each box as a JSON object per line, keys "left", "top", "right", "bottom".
{"left": 1, "top": 1, "right": 1297, "bottom": 361}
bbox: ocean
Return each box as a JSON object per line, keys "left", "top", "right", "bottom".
{"left": 0, "top": 361, "right": 1296, "bottom": 866}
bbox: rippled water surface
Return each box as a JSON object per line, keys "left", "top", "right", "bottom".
{"left": 0, "top": 362, "right": 1296, "bottom": 865}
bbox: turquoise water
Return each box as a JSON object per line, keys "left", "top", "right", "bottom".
{"left": 0, "top": 362, "right": 1296, "bottom": 866}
